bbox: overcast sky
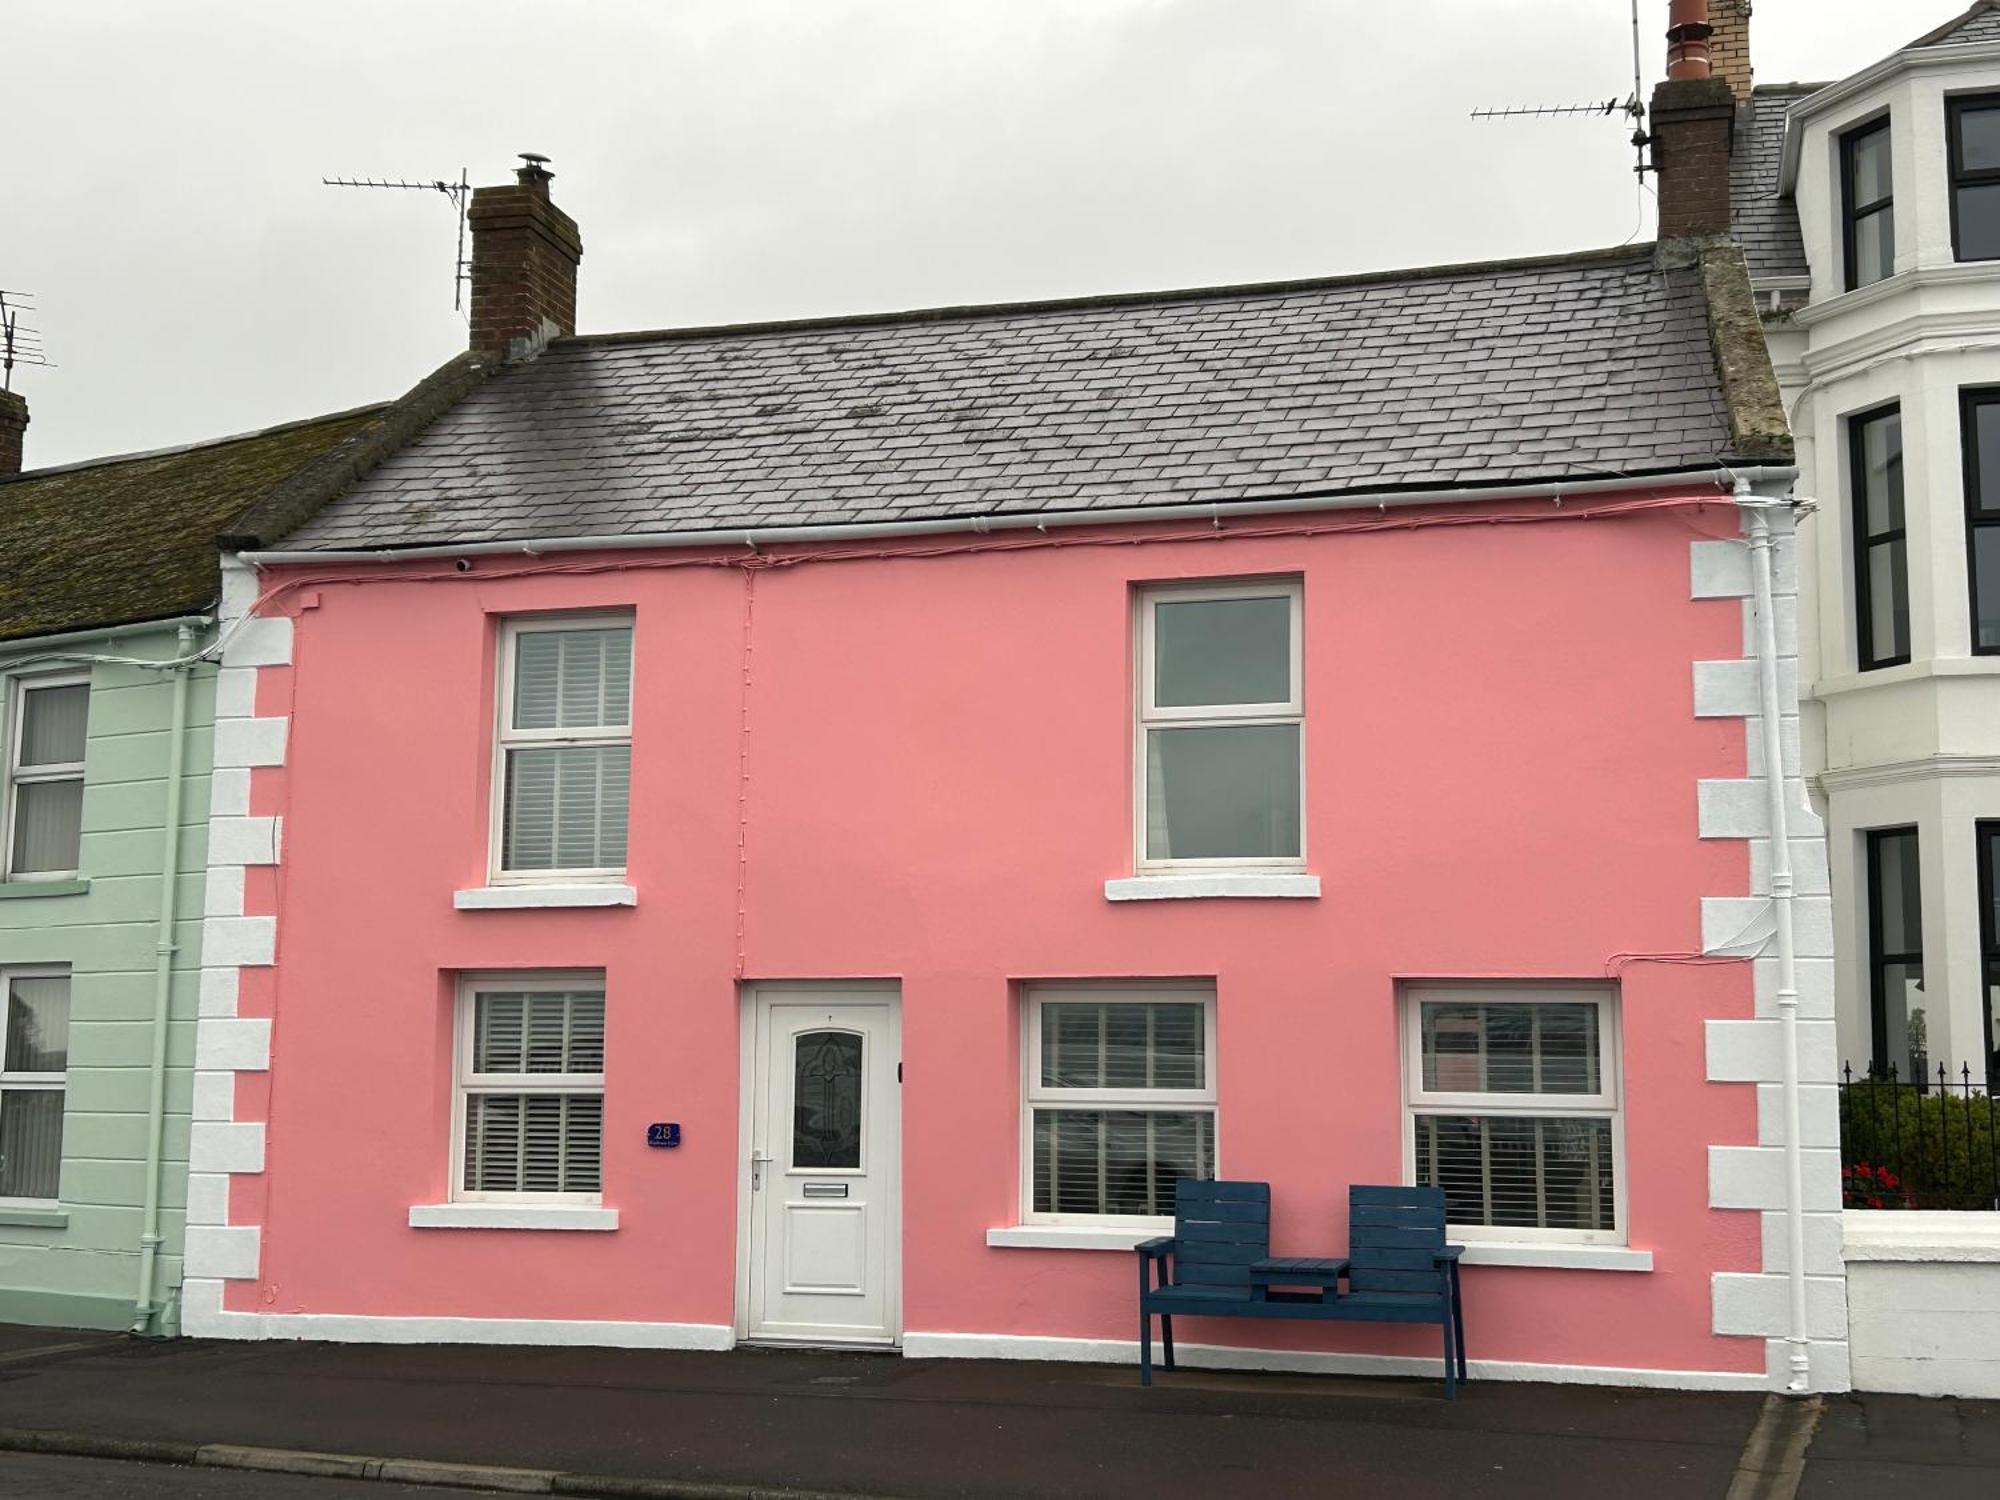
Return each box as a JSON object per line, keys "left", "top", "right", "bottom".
{"left": 4, "top": 0, "right": 1977, "bottom": 467}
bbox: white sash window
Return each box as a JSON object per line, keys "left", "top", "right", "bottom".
{"left": 5, "top": 673, "right": 90, "bottom": 881}
{"left": 453, "top": 976, "right": 607, "bottom": 1203}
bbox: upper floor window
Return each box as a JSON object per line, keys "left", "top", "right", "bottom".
{"left": 3, "top": 673, "right": 89, "bottom": 882}
{"left": 1841, "top": 117, "right": 1894, "bottom": 290}
{"left": 493, "top": 617, "right": 632, "bottom": 880}
{"left": 1949, "top": 94, "right": 2000, "bottom": 263}
{"left": 1963, "top": 390, "right": 2000, "bottom": 653}
{"left": 0, "top": 968, "right": 69, "bottom": 1205}
{"left": 1136, "top": 580, "right": 1302, "bottom": 869}
{"left": 1851, "top": 405, "right": 1909, "bottom": 670}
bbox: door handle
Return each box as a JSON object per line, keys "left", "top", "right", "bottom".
{"left": 751, "top": 1151, "right": 775, "bottom": 1191}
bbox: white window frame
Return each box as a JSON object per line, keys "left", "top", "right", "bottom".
{"left": 1021, "top": 982, "right": 1219, "bottom": 1229}
{"left": 1400, "top": 982, "right": 1626, "bottom": 1248}
{"left": 0, "top": 964, "right": 70, "bottom": 1208}
{"left": 1133, "top": 578, "right": 1305, "bottom": 873}
{"left": 489, "top": 614, "right": 634, "bottom": 886}
{"left": 3, "top": 671, "right": 90, "bottom": 883}
{"left": 450, "top": 971, "right": 608, "bottom": 1207}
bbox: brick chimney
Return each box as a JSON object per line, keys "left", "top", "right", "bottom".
{"left": 1652, "top": 2, "right": 1736, "bottom": 239}
{"left": 468, "top": 153, "right": 583, "bottom": 363}
{"left": 0, "top": 390, "right": 26, "bottom": 477}
{"left": 1709, "top": 0, "right": 1754, "bottom": 107}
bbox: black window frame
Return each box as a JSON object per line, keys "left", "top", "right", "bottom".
{"left": 1866, "top": 826, "right": 1924, "bottom": 1080}
{"left": 1851, "top": 403, "right": 1910, "bottom": 670}
{"left": 1976, "top": 823, "right": 2000, "bottom": 1088}
{"left": 1948, "top": 92, "right": 2000, "bottom": 264}
{"left": 1963, "top": 388, "right": 2000, "bottom": 656}
{"left": 1841, "top": 115, "right": 1895, "bottom": 292}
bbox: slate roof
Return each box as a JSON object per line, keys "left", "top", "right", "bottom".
{"left": 1912, "top": 2, "right": 2000, "bottom": 48}
{"left": 1730, "top": 85, "right": 1818, "bottom": 282}
{"left": 0, "top": 408, "right": 382, "bottom": 643}
{"left": 280, "top": 245, "right": 1742, "bottom": 552}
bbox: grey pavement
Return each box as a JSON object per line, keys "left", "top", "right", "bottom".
{"left": 0, "top": 1325, "right": 1991, "bottom": 1498}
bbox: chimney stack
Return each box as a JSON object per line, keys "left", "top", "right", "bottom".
{"left": 1652, "top": 1, "right": 1736, "bottom": 239}
{"left": 0, "top": 390, "right": 26, "bottom": 477}
{"left": 1709, "top": 0, "right": 1754, "bottom": 107}
{"left": 468, "top": 153, "right": 583, "bottom": 363}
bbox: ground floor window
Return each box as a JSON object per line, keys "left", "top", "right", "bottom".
{"left": 0, "top": 967, "right": 69, "bottom": 1204}
{"left": 1405, "top": 984, "right": 1624, "bottom": 1243}
{"left": 453, "top": 974, "right": 606, "bottom": 1202}
{"left": 1023, "top": 984, "right": 1215, "bottom": 1224}
{"left": 1866, "top": 827, "right": 1926, "bottom": 1081}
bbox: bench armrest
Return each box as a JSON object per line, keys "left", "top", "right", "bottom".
{"left": 1135, "top": 1237, "right": 1175, "bottom": 1259}
{"left": 1435, "top": 1246, "right": 1465, "bottom": 1263}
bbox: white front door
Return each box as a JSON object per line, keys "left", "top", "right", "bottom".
{"left": 743, "top": 985, "right": 900, "bottom": 1345}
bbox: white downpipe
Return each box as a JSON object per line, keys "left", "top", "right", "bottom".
{"left": 1743, "top": 480, "right": 1811, "bottom": 1394}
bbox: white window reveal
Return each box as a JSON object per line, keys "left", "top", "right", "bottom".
{"left": 4, "top": 673, "right": 90, "bottom": 881}
{"left": 1136, "top": 580, "right": 1302, "bottom": 870}
{"left": 1024, "top": 984, "right": 1216, "bottom": 1225}
{"left": 0, "top": 968, "right": 70, "bottom": 1205}
{"left": 454, "top": 977, "right": 606, "bottom": 1203}
{"left": 1404, "top": 984, "right": 1625, "bottom": 1246}
{"left": 494, "top": 617, "right": 633, "bottom": 881}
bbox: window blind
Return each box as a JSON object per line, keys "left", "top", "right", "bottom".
{"left": 461, "top": 988, "right": 605, "bottom": 1198}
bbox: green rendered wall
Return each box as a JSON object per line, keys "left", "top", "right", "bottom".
{"left": 0, "top": 624, "right": 214, "bottom": 1333}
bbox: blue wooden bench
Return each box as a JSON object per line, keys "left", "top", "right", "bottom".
{"left": 1136, "top": 1180, "right": 1468, "bottom": 1397}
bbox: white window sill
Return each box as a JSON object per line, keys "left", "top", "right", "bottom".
{"left": 408, "top": 1203, "right": 618, "bottom": 1231}
{"left": 987, "top": 1225, "right": 1166, "bottom": 1251}
{"left": 453, "top": 884, "right": 636, "bottom": 911}
{"left": 1104, "top": 873, "right": 1320, "bottom": 902}
{"left": 1455, "top": 1243, "right": 1652, "bottom": 1272}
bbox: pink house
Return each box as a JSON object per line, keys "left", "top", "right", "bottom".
{"left": 177, "top": 143, "right": 1846, "bottom": 1391}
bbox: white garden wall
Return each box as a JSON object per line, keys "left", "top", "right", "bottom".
{"left": 1845, "top": 1212, "right": 2000, "bottom": 1397}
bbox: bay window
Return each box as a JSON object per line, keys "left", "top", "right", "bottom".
{"left": 1841, "top": 116, "right": 1894, "bottom": 291}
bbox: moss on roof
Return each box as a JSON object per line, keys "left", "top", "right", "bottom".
{"left": 0, "top": 408, "right": 383, "bottom": 643}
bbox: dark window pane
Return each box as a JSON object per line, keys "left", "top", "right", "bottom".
{"left": 1876, "top": 963, "right": 1928, "bottom": 1081}
{"left": 1144, "top": 724, "right": 1300, "bottom": 860}
{"left": 1873, "top": 829, "right": 1923, "bottom": 953}
{"left": 793, "top": 1031, "right": 862, "bottom": 1170}
{"left": 1976, "top": 528, "right": 2000, "bottom": 650}
{"left": 1959, "top": 183, "right": 2000, "bottom": 261}
{"left": 1421, "top": 1002, "right": 1600, "bottom": 1095}
{"left": 1414, "top": 1114, "right": 1616, "bottom": 1232}
{"left": 1039, "top": 1002, "right": 1205, "bottom": 1091}
{"left": 1867, "top": 540, "right": 1910, "bottom": 662}
{"left": 1858, "top": 412, "right": 1903, "bottom": 535}
{"left": 1974, "top": 402, "right": 2000, "bottom": 515}
{"left": 0, "top": 1089, "right": 64, "bottom": 1200}
{"left": 1851, "top": 126, "right": 1892, "bottom": 205}
{"left": 1960, "top": 104, "right": 2000, "bottom": 170}
{"left": 5, "top": 976, "right": 70, "bottom": 1073}
{"left": 1154, "top": 596, "right": 1291, "bottom": 708}
{"left": 1031, "top": 1109, "right": 1213, "bottom": 1216}
{"left": 1853, "top": 206, "right": 1894, "bottom": 286}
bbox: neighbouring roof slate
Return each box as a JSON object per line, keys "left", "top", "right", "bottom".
{"left": 1730, "top": 85, "right": 1818, "bottom": 282}
{"left": 0, "top": 408, "right": 382, "bottom": 643}
{"left": 1912, "top": 2, "right": 2000, "bottom": 48}
{"left": 280, "top": 245, "right": 1742, "bottom": 552}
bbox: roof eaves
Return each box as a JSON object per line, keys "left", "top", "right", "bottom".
{"left": 219, "top": 351, "right": 493, "bottom": 549}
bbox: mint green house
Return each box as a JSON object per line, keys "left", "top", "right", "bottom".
{"left": 0, "top": 405, "right": 382, "bottom": 1332}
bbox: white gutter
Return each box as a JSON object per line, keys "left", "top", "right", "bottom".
{"left": 241, "top": 466, "right": 1797, "bottom": 567}
{"left": 133, "top": 623, "right": 196, "bottom": 1333}
{"left": 1742, "top": 476, "right": 1811, "bottom": 1394}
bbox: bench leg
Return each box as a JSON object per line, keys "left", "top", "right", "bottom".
{"left": 1161, "top": 1314, "right": 1175, "bottom": 1371}
{"left": 1442, "top": 1311, "right": 1457, "bottom": 1400}
{"left": 1453, "top": 1277, "right": 1468, "bottom": 1382}
{"left": 1140, "top": 1307, "right": 1152, "bottom": 1387}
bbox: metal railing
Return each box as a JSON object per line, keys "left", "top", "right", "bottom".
{"left": 1839, "top": 1063, "right": 2000, "bottom": 1211}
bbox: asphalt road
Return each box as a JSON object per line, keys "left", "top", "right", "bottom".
{"left": 0, "top": 1453, "right": 482, "bottom": 1498}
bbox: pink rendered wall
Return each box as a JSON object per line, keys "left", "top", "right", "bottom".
{"left": 232, "top": 495, "right": 1762, "bottom": 1374}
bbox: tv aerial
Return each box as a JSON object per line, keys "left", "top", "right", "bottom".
{"left": 1470, "top": 0, "right": 1654, "bottom": 179}
{"left": 321, "top": 167, "right": 472, "bottom": 311}
{"left": 0, "top": 291, "right": 51, "bottom": 392}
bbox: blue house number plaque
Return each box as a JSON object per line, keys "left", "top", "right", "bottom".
{"left": 647, "top": 1122, "right": 681, "bottom": 1149}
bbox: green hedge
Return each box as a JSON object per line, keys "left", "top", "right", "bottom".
{"left": 1840, "top": 1081, "right": 2000, "bottom": 1211}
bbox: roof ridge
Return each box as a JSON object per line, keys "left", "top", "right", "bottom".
{"left": 1, "top": 402, "right": 392, "bottom": 485}
{"left": 558, "top": 242, "right": 1664, "bottom": 352}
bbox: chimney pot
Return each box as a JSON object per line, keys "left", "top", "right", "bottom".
{"left": 0, "top": 389, "right": 27, "bottom": 478}
{"left": 1667, "top": 0, "right": 1714, "bottom": 81}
